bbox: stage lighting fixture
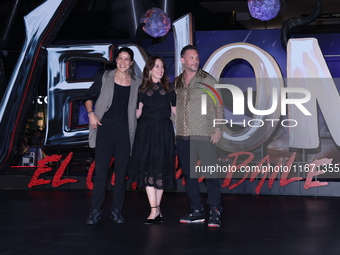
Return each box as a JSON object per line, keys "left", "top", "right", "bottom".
{"left": 140, "top": 7, "right": 171, "bottom": 38}
{"left": 248, "top": 0, "right": 280, "bottom": 21}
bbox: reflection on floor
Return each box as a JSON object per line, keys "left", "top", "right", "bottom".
{"left": 1, "top": 189, "right": 340, "bottom": 255}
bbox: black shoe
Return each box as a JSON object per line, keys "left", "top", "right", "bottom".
{"left": 155, "top": 215, "right": 165, "bottom": 223}
{"left": 180, "top": 209, "right": 205, "bottom": 223}
{"left": 86, "top": 208, "right": 102, "bottom": 225}
{"left": 144, "top": 218, "right": 159, "bottom": 224}
{"left": 155, "top": 205, "right": 165, "bottom": 223}
{"left": 208, "top": 207, "right": 221, "bottom": 228}
{"left": 144, "top": 206, "right": 160, "bottom": 224}
{"left": 110, "top": 208, "right": 125, "bottom": 224}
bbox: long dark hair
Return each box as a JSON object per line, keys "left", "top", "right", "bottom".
{"left": 139, "top": 56, "right": 171, "bottom": 93}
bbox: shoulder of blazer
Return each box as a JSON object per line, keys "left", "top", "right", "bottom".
{"left": 104, "top": 69, "right": 116, "bottom": 78}
{"left": 131, "top": 74, "right": 141, "bottom": 85}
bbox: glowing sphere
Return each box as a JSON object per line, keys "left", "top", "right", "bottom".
{"left": 141, "top": 7, "right": 171, "bottom": 38}
{"left": 248, "top": 0, "right": 280, "bottom": 21}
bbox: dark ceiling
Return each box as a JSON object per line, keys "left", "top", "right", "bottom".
{"left": 1, "top": 0, "right": 340, "bottom": 50}
{"left": 1, "top": 0, "right": 340, "bottom": 104}
{"left": 200, "top": 0, "right": 340, "bottom": 30}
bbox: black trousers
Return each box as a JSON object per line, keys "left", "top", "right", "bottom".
{"left": 91, "top": 118, "right": 130, "bottom": 212}
{"left": 176, "top": 139, "right": 222, "bottom": 212}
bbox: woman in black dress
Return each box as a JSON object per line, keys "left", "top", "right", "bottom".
{"left": 129, "top": 56, "right": 176, "bottom": 224}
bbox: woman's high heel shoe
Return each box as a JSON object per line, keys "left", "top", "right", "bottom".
{"left": 155, "top": 205, "right": 165, "bottom": 223}
{"left": 144, "top": 206, "right": 160, "bottom": 224}
{"left": 155, "top": 215, "right": 165, "bottom": 223}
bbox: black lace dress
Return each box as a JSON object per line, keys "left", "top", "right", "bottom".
{"left": 128, "top": 83, "right": 176, "bottom": 189}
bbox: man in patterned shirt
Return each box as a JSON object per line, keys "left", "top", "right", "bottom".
{"left": 174, "top": 45, "right": 223, "bottom": 228}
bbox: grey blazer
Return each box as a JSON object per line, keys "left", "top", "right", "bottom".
{"left": 88, "top": 69, "right": 141, "bottom": 153}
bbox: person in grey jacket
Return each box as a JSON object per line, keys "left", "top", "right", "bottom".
{"left": 84, "top": 47, "right": 141, "bottom": 224}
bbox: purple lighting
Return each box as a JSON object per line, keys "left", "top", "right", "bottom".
{"left": 248, "top": 0, "right": 280, "bottom": 21}
{"left": 141, "top": 7, "right": 171, "bottom": 38}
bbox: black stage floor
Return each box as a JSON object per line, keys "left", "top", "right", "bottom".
{"left": 1, "top": 189, "right": 340, "bottom": 255}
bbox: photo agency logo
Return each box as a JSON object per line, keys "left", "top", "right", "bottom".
{"left": 192, "top": 78, "right": 321, "bottom": 179}
{"left": 200, "top": 78, "right": 313, "bottom": 129}
{"left": 198, "top": 82, "right": 223, "bottom": 113}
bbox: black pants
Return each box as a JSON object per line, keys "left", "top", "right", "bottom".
{"left": 91, "top": 118, "right": 130, "bottom": 212}
{"left": 176, "top": 139, "right": 222, "bottom": 212}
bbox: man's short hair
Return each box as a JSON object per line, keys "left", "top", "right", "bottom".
{"left": 180, "top": 45, "right": 199, "bottom": 58}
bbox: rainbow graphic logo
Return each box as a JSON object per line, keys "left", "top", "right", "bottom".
{"left": 197, "top": 82, "right": 223, "bottom": 105}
